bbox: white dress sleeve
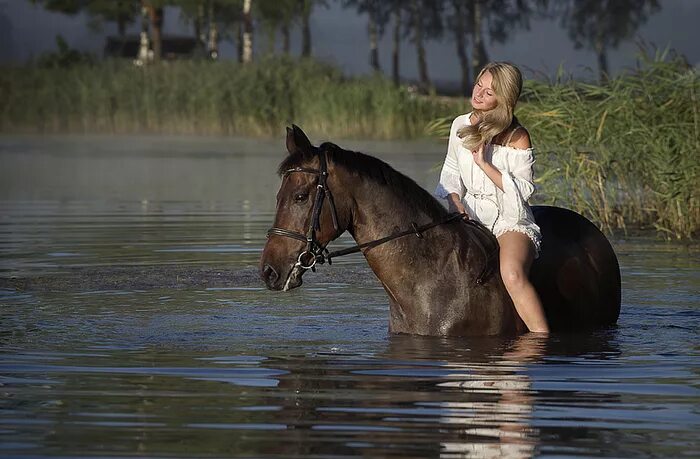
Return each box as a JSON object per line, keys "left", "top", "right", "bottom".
{"left": 499, "top": 148, "right": 536, "bottom": 225}
{"left": 435, "top": 118, "right": 466, "bottom": 199}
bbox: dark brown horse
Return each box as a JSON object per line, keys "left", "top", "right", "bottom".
{"left": 260, "top": 125, "right": 621, "bottom": 336}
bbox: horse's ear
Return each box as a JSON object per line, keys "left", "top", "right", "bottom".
{"left": 292, "top": 124, "right": 313, "bottom": 152}
{"left": 285, "top": 124, "right": 313, "bottom": 155}
{"left": 285, "top": 126, "right": 296, "bottom": 155}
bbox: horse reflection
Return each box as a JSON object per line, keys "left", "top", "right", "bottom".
{"left": 381, "top": 332, "right": 621, "bottom": 458}
{"left": 255, "top": 331, "right": 621, "bottom": 457}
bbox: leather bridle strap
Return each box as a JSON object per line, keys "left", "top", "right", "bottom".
{"left": 319, "top": 212, "right": 466, "bottom": 263}
{"left": 266, "top": 149, "right": 496, "bottom": 284}
{"left": 267, "top": 150, "right": 339, "bottom": 270}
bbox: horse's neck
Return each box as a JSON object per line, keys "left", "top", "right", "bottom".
{"left": 347, "top": 181, "right": 445, "bottom": 245}
{"left": 345, "top": 180, "right": 518, "bottom": 336}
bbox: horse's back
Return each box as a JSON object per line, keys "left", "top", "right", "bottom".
{"left": 531, "top": 206, "right": 621, "bottom": 330}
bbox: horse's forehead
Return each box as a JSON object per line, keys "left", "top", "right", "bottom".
{"left": 279, "top": 168, "right": 316, "bottom": 190}
{"left": 279, "top": 151, "right": 320, "bottom": 174}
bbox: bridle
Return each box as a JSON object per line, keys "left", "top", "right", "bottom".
{"left": 266, "top": 149, "right": 497, "bottom": 283}
{"left": 267, "top": 150, "right": 338, "bottom": 271}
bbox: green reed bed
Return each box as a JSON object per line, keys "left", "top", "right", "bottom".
{"left": 427, "top": 53, "right": 698, "bottom": 239}
{"left": 0, "top": 56, "right": 455, "bottom": 140}
{"left": 520, "top": 54, "right": 697, "bottom": 239}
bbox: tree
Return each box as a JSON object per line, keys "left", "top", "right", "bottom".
{"left": 342, "top": 0, "right": 392, "bottom": 73}
{"left": 390, "top": 2, "right": 403, "bottom": 86}
{"left": 31, "top": 0, "right": 85, "bottom": 15}
{"left": 468, "top": 0, "right": 487, "bottom": 83}
{"left": 448, "top": 0, "right": 539, "bottom": 90}
{"left": 175, "top": 0, "right": 209, "bottom": 57}
{"left": 256, "top": 0, "right": 297, "bottom": 55}
{"left": 142, "top": 1, "right": 164, "bottom": 61}
{"left": 448, "top": 0, "right": 471, "bottom": 94}
{"left": 299, "top": 0, "right": 327, "bottom": 58}
{"left": 300, "top": 0, "right": 312, "bottom": 57}
{"left": 241, "top": 0, "right": 253, "bottom": 62}
{"left": 176, "top": 0, "right": 243, "bottom": 60}
{"left": 558, "top": 0, "right": 660, "bottom": 83}
{"left": 85, "top": 1, "right": 141, "bottom": 40}
{"left": 32, "top": 0, "right": 141, "bottom": 58}
{"left": 32, "top": 0, "right": 140, "bottom": 40}
{"left": 406, "top": 0, "right": 444, "bottom": 93}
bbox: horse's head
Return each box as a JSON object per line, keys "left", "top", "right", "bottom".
{"left": 260, "top": 125, "right": 349, "bottom": 291}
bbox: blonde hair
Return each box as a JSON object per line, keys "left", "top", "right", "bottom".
{"left": 457, "top": 62, "right": 523, "bottom": 150}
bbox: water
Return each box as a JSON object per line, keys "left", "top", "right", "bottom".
{"left": 1, "top": 135, "right": 698, "bottom": 458}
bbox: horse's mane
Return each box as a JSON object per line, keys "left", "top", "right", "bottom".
{"left": 279, "top": 142, "right": 447, "bottom": 219}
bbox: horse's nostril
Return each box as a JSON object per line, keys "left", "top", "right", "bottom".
{"left": 262, "top": 264, "right": 279, "bottom": 284}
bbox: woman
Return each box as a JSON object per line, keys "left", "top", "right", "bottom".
{"left": 436, "top": 62, "right": 549, "bottom": 333}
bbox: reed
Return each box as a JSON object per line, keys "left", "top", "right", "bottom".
{"left": 0, "top": 56, "right": 459, "bottom": 140}
{"left": 429, "top": 50, "right": 699, "bottom": 239}
{"left": 2, "top": 53, "right": 695, "bottom": 237}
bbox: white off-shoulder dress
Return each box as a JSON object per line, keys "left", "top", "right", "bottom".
{"left": 435, "top": 113, "right": 542, "bottom": 253}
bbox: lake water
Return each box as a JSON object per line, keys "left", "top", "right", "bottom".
{"left": 1, "top": 135, "right": 698, "bottom": 458}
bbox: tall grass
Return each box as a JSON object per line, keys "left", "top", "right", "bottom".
{"left": 2, "top": 53, "right": 696, "bottom": 238}
{"left": 429, "top": 50, "right": 699, "bottom": 239}
{"left": 0, "top": 56, "right": 459, "bottom": 140}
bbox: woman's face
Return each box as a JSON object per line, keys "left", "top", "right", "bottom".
{"left": 471, "top": 71, "right": 498, "bottom": 111}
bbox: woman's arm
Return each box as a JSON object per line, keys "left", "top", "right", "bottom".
{"left": 436, "top": 117, "right": 468, "bottom": 214}
{"left": 472, "top": 129, "right": 532, "bottom": 192}
{"left": 446, "top": 192, "right": 466, "bottom": 214}
{"left": 474, "top": 144, "right": 504, "bottom": 191}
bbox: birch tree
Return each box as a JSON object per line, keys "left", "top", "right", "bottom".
{"left": 241, "top": 0, "right": 253, "bottom": 63}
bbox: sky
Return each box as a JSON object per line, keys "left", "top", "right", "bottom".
{"left": 1, "top": 0, "right": 698, "bottom": 86}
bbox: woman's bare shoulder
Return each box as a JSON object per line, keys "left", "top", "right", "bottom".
{"left": 509, "top": 127, "right": 532, "bottom": 150}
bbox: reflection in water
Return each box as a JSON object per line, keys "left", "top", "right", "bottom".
{"left": 438, "top": 336, "right": 546, "bottom": 458}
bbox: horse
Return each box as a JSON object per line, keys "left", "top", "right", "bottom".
{"left": 260, "top": 125, "right": 621, "bottom": 336}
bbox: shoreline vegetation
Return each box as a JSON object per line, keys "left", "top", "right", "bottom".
{"left": 1, "top": 53, "right": 697, "bottom": 239}
{"left": 0, "top": 56, "right": 465, "bottom": 139}
{"left": 534, "top": 53, "right": 697, "bottom": 241}
{"left": 430, "top": 52, "right": 698, "bottom": 240}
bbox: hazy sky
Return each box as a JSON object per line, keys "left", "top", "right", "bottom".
{"left": 1, "top": 0, "right": 698, "bottom": 84}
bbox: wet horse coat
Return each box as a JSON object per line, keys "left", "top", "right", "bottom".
{"left": 261, "top": 126, "right": 621, "bottom": 336}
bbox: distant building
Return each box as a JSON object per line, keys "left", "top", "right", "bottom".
{"left": 104, "top": 35, "right": 200, "bottom": 60}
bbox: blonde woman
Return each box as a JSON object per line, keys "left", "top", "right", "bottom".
{"left": 436, "top": 62, "right": 549, "bottom": 333}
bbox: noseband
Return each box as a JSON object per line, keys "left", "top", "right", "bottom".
{"left": 267, "top": 150, "right": 339, "bottom": 271}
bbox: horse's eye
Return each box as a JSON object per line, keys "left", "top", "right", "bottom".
{"left": 294, "top": 192, "right": 308, "bottom": 203}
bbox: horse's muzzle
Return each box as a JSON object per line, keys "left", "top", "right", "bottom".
{"left": 261, "top": 264, "right": 279, "bottom": 287}
{"left": 261, "top": 263, "right": 303, "bottom": 291}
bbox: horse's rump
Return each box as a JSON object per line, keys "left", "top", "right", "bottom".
{"left": 531, "top": 206, "right": 621, "bottom": 330}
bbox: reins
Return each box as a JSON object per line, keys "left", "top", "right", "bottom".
{"left": 267, "top": 149, "right": 498, "bottom": 284}
{"left": 319, "top": 212, "right": 465, "bottom": 262}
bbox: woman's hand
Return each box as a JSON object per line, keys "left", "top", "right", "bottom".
{"left": 447, "top": 193, "right": 469, "bottom": 219}
{"left": 472, "top": 143, "right": 505, "bottom": 191}
{"left": 471, "top": 143, "right": 486, "bottom": 168}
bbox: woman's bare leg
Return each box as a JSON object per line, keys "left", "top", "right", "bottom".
{"left": 497, "top": 231, "right": 549, "bottom": 333}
